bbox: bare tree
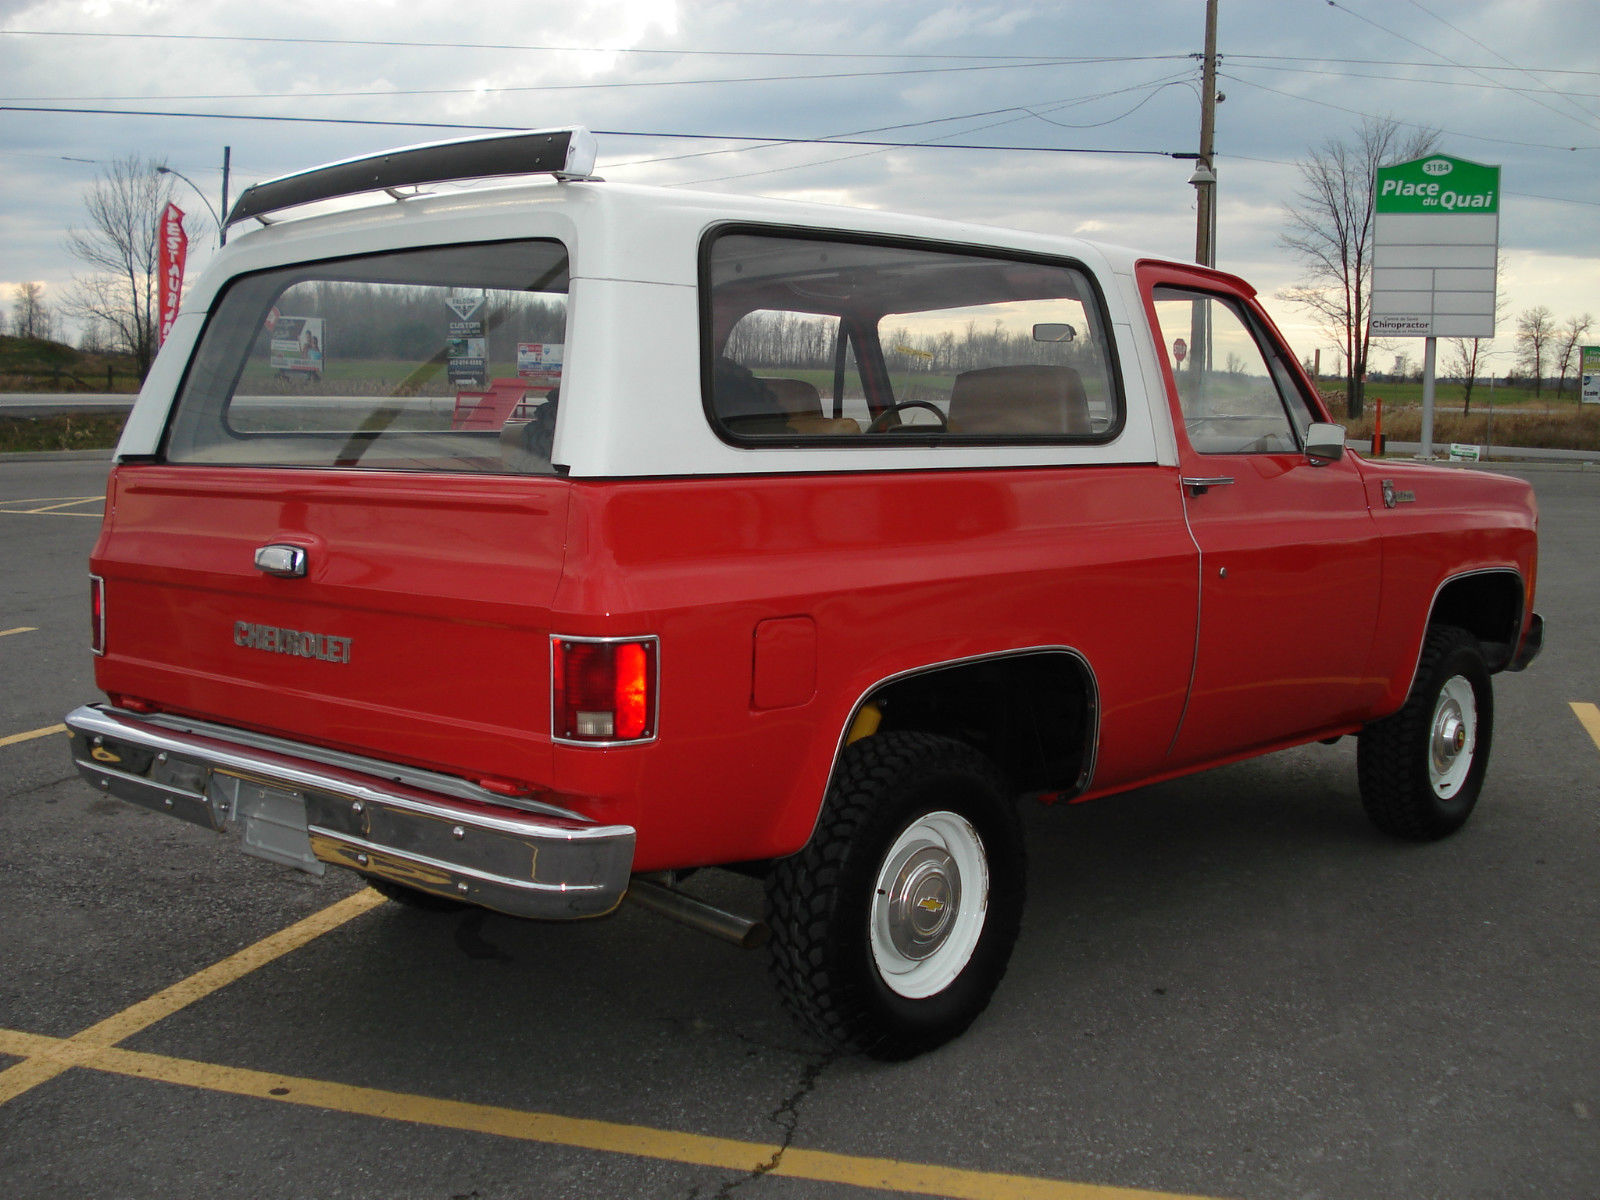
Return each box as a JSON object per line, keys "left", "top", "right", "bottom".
{"left": 1553, "top": 313, "right": 1594, "bottom": 397}
{"left": 1447, "top": 337, "right": 1491, "bottom": 414}
{"left": 1279, "top": 117, "right": 1439, "bottom": 419}
{"left": 63, "top": 155, "right": 190, "bottom": 379}
{"left": 1445, "top": 256, "right": 1509, "bottom": 415}
{"left": 1516, "top": 306, "right": 1556, "bottom": 398}
{"left": 77, "top": 316, "right": 117, "bottom": 355}
{"left": 12, "top": 281, "right": 51, "bottom": 340}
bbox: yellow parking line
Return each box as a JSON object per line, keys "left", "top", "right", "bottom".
{"left": 0, "top": 888, "right": 385, "bottom": 1105}
{"left": 0, "top": 495, "right": 102, "bottom": 504}
{"left": 0, "top": 886, "right": 1225, "bottom": 1200}
{"left": 0, "top": 723, "right": 67, "bottom": 748}
{"left": 0, "top": 495, "right": 104, "bottom": 518}
{"left": 0, "top": 626, "right": 38, "bottom": 638}
{"left": 23, "top": 499, "right": 103, "bottom": 514}
{"left": 0, "top": 1029, "right": 1216, "bottom": 1200}
{"left": 1571, "top": 703, "right": 1600, "bottom": 753}
{"left": 5, "top": 509, "right": 102, "bottom": 518}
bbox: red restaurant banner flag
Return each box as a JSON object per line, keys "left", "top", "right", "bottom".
{"left": 157, "top": 202, "right": 188, "bottom": 346}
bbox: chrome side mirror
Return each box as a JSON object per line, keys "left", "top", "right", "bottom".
{"left": 1304, "top": 422, "right": 1346, "bottom": 464}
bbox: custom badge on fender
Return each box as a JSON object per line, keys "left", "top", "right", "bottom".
{"left": 234, "top": 621, "right": 352, "bottom": 664}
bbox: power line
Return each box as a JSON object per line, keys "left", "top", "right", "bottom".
{"left": 0, "top": 29, "right": 1182, "bottom": 65}
{"left": 1227, "top": 53, "right": 1600, "bottom": 79}
{"left": 1224, "top": 60, "right": 1600, "bottom": 101}
{"left": 0, "top": 106, "right": 1191, "bottom": 157}
{"left": 0, "top": 58, "right": 1131, "bottom": 105}
{"left": 1504, "top": 188, "right": 1600, "bottom": 209}
{"left": 1217, "top": 75, "right": 1600, "bottom": 152}
{"left": 606, "top": 70, "right": 1198, "bottom": 170}
{"left": 1324, "top": 0, "right": 1600, "bottom": 133}
{"left": 10, "top": 29, "right": 1593, "bottom": 76}
{"left": 1400, "top": 0, "right": 1600, "bottom": 124}
{"left": 673, "top": 76, "right": 1198, "bottom": 187}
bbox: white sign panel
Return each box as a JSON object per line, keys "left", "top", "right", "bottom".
{"left": 1370, "top": 156, "right": 1500, "bottom": 339}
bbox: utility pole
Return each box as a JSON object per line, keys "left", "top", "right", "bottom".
{"left": 1186, "top": 0, "right": 1221, "bottom": 385}
{"left": 220, "top": 146, "right": 231, "bottom": 246}
{"left": 1193, "top": 0, "right": 1219, "bottom": 267}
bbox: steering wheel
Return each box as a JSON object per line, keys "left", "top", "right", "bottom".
{"left": 867, "top": 401, "right": 949, "bottom": 434}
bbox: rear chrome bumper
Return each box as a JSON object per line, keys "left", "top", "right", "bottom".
{"left": 64, "top": 704, "right": 634, "bottom": 919}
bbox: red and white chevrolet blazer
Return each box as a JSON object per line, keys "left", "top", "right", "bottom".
{"left": 67, "top": 128, "right": 1541, "bottom": 1059}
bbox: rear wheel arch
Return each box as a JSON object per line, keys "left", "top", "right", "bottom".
{"left": 832, "top": 647, "right": 1100, "bottom": 801}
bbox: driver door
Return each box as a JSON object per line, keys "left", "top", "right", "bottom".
{"left": 1139, "top": 262, "right": 1382, "bottom": 767}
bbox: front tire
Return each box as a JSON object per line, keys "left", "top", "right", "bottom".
{"left": 765, "top": 732, "right": 1025, "bottom": 1060}
{"left": 1358, "top": 625, "right": 1494, "bottom": 841}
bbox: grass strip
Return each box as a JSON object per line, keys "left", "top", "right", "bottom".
{"left": 0, "top": 414, "right": 128, "bottom": 453}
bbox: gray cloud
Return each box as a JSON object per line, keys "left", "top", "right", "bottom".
{"left": 3, "top": 0, "right": 1597, "bottom": 356}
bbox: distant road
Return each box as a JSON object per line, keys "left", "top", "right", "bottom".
{"left": 0, "top": 393, "right": 137, "bottom": 417}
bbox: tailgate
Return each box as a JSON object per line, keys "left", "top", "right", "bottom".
{"left": 94, "top": 464, "right": 571, "bottom": 786}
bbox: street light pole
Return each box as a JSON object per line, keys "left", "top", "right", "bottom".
{"left": 156, "top": 145, "right": 231, "bottom": 246}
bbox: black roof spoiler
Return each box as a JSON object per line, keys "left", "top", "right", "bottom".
{"left": 224, "top": 126, "right": 599, "bottom": 231}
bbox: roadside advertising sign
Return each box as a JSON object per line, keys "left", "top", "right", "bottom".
{"left": 1582, "top": 346, "right": 1600, "bottom": 405}
{"left": 517, "top": 342, "right": 564, "bottom": 390}
{"left": 156, "top": 203, "right": 188, "bottom": 346}
{"left": 445, "top": 292, "right": 488, "bottom": 386}
{"left": 1370, "top": 155, "right": 1500, "bottom": 338}
{"left": 269, "top": 316, "right": 325, "bottom": 373}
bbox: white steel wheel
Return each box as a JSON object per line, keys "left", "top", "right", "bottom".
{"left": 1358, "top": 624, "right": 1494, "bottom": 842}
{"left": 765, "top": 731, "right": 1026, "bottom": 1059}
{"left": 1428, "top": 675, "right": 1478, "bottom": 799}
{"left": 869, "top": 811, "right": 990, "bottom": 999}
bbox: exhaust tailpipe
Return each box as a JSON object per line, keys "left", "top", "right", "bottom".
{"left": 626, "top": 876, "right": 769, "bottom": 949}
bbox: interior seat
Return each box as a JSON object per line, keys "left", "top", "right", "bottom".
{"left": 946, "top": 365, "right": 1091, "bottom": 436}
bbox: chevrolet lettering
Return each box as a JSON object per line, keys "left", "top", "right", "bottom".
{"left": 233, "top": 621, "right": 352, "bottom": 664}
{"left": 63, "top": 125, "right": 1542, "bottom": 1060}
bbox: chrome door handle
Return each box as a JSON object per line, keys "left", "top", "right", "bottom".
{"left": 1180, "top": 476, "right": 1236, "bottom": 497}
{"left": 254, "top": 544, "right": 308, "bottom": 578}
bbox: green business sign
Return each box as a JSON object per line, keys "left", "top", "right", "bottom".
{"left": 1375, "top": 155, "right": 1500, "bottom": 215}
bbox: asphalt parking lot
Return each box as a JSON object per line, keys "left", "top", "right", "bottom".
{"left": 1, "top": 453, "right": 1596, "bottom": 1200}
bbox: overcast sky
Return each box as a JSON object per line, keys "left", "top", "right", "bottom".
{"left": 3, "top": 0, "right": 1597, "bottom": 373}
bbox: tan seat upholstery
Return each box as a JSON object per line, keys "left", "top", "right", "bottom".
{"left": 760, "top": 377, "right": 823, "bottom": 418}
{"left": 946, "top": 365, "right": 1092, "bottom": 436}
{"left": 787, "top": 415, "right": 861, "bottom": 435}
{"left": 749, "top": 377, "right": 860, "bottom": 436}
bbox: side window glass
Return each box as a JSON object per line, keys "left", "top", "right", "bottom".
{"left": 704, "top": 230, "right": 1121, "bottom": 444}
{"left": 1151, "top": 288, "right": 1300, "bottom": 455}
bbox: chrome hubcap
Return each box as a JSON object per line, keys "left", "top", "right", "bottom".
{"left": 1429, "top": 676, "right": 1477, "bottom": 799}
{"left": 870, "top": 811, "right": 989, "bottom": 1000}
{"left": 882, "top": 844, "right": 962, "bottom": 961}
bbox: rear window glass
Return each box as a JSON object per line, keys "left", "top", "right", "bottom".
{"left": 164, "top": 241, "right": 569, "bottom": 474}
{"left": 703, "top": 229, "right": 1121, "bottom": 444}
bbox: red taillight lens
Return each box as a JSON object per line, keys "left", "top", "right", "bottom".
{"left": 552, "top": 637, "right": 658, "bottom": 743}
{"left": 90, "top": 575, "right": 105, "bottom": 656}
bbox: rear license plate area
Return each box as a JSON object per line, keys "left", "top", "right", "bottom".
{"left": 207, "top": 772, "right": 325, "bottom": 876}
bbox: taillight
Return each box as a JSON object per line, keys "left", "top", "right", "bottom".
{"left": 551, "top": 636, "right": 658, "bottom": 744}
{"left": 90, "top": 575, "right": 105, "bottom": 656}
